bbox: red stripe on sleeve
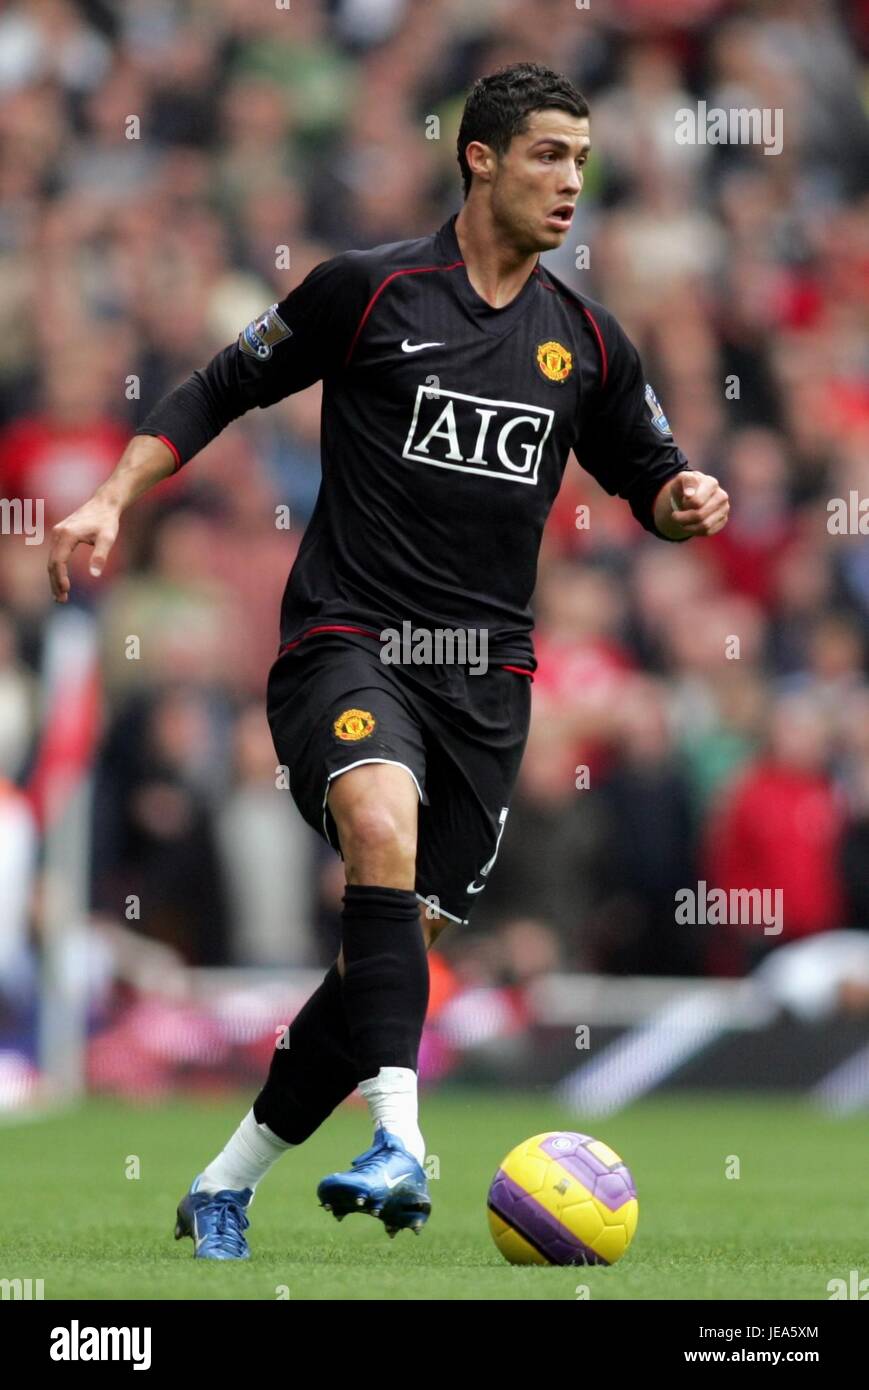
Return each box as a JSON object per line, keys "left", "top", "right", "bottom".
{"left": 156, "top": 434, "right": 182, "bottom": 472}
{"left": 581, "top": 307, "right": 608, "bottom": 388}
{"left": 344, "top": 262, "right": 464, "bottom": 367}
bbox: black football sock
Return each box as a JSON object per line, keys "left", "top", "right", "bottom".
{"left": 253, "top": 963, "right": 358, "bottom": 1145}
{"left": 339, "top": 884, "right": 430, "bottom": 1082}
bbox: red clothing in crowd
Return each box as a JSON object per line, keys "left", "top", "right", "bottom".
{"left": 533, "top": 632, "right": 636, "bottom": 783}
{"left": 705, "top": 520, "right": 795, "bottom": 608}
{"left": 0, "top": 416, "right": 129, "bottom": 523}
{"left": 705, "top": 759, "right": 846, "bottom": 942}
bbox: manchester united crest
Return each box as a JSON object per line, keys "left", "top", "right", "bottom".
{"left": 333, "top": 708, "right": 376, "bottom": 742}
{"left": 536, "top": 340, "right": 573, "bottom": 383}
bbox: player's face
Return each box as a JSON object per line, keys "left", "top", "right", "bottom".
{"left": 491, "top": 109, "right": 591, "bottom": 254}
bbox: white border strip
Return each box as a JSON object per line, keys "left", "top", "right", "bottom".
{"left": 322, "top": 758, "right": 424, "bottom": 847}
{"left": 415, "top": 892, "right": 468, "bottom": 927}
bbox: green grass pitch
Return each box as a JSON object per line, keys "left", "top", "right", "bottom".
{"left": 1, "top": 1089, "right": 865, "bottom": 1300}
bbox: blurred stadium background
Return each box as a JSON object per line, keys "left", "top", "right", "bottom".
{"left": 1, "top": 0, "right": 868, "bottom": 1134}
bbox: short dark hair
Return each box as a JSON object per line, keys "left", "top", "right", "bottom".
{"left": 457, "top": 62, "right": 589, "bottom": 198}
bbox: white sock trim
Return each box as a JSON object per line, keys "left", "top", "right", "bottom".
{"left": 198, "top": 1108, "right": 293, "bottom": 1194}
{"left": 359, "top": 1067, "right": 425, "bottom": 1165}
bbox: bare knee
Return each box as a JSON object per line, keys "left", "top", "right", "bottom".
{"left": 328, "top": 765, "right": 418, "bottom": 888}
{"left": 341, "top": 804, "right": 416, "bottom": 884}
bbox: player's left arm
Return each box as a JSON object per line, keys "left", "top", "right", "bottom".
{"left": 573, "top": 310, "right": 729, "bottom": 542}
{"left": 651, "top": 468, "right": 729, "bottom": 540}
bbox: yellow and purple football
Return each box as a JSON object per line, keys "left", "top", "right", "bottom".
{"left": 487, "top": 1131, "right": 638, "bottom": 1266}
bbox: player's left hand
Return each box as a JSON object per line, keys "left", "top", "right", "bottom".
{"left": 656, "top": 470, "right": 730, "bottom": 540}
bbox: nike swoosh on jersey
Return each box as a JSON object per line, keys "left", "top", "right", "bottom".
{"left": 401, "top": 339, "right": 445, "bottom": 352}
{"left": 466, "top": 881, "right": 487, "bottom": 894}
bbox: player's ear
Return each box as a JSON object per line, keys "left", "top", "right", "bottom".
{"left": 464, "top": 140, "right": 496, "bottom": 185}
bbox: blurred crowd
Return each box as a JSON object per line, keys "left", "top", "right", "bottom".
{"left": 1, "top": 0, "right": 868, "bottom": 995}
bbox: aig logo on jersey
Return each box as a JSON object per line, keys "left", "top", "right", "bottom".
{"left": 644, "top": 383, "right": 672, "bottom": 436}
{"left": 239, "top": 303, "right": 292, "bottom": 361}
{"left": 403, "top": 385, "right": 554, "bottom": 485}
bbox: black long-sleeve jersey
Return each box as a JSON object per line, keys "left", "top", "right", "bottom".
{"left": 136, "top": 213, "right": 689, "bottom": 669}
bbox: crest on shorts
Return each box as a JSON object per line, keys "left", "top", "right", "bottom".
{"left": 536, "top": 340, "right": 573, "bottom": 383}
{"left": 644, "top": 382, "right": 672, "bottom": 436}
{"left": 333, "top": 708, "right": 376, "bottom": 742}
{"left": 239, "top": 303, "right": 292, "bottom": 361}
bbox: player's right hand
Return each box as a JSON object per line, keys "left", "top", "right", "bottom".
{"left": 48, "top": 495, "right": 120, "bottom": 602}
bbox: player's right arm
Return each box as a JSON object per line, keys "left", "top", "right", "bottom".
{"left": 49, "top": 434, "right": 176, "bottom": 602}
{"left": 48, "top": 252, "right": 370, "bottom": 602}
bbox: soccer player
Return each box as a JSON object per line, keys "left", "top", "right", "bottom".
{"left": 48, "top": 63, "right": 729, "bottom": 1258}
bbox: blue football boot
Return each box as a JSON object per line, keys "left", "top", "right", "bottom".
{"left": 174, "top": 1175, "right": 253, "bottom": 1259}
{"left": 317, "top": 1127, "right": 431, "bottom": 1238}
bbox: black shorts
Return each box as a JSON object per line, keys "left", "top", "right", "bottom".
{"left": 266, "top": 633, "right": 532, "bottom": 925}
